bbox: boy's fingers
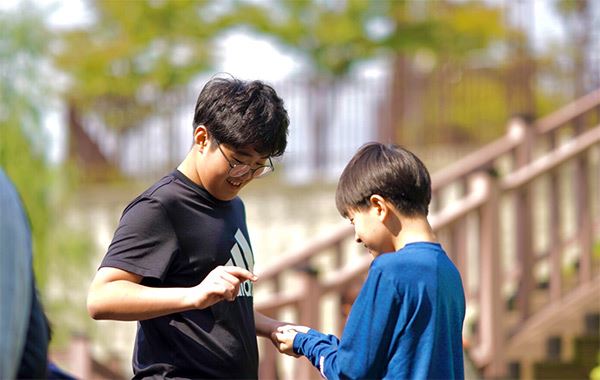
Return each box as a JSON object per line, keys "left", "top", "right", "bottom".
{"left": 220, "top": 283, "right": 237, "bottom": 301}
{"left": 215, "top": 283, "right": 234, "bottom": 299}
{"left": 294, "top": 325, "right": 310, "bottom": 333}
{"left": 222, "top": 266, "right": 258, "bottom": 282}
{"left": 219, "top": 271, "right": 244, "bottom": 286}
{"left": 274, "top": 332, "right": 290, "bottom": 343}
{"left": 277, "top": 324, "right": 305, "bottom": 333}
{"left": 276, "top": 331, "right": 294, "bottom": 340}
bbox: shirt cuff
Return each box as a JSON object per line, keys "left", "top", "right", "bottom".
{"left": 292, "top": 329, "right": 328, "bottom": 355}
{"left": 292, "top": 331, "right": 308, "bottom": 355}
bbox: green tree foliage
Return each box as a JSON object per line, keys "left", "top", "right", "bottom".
{"left": 222, "top": 0, "right": 389, "bottom": 76}
{"left": 1, "top": 5, "right": 99, "bottom": 347}
{"left": 55, "top": 0, "right": 507, "bottom": 91}
{"left": 226, "top": 0, "right": 505, "bottom": 78}
{"left": 0, "top": 3, "right": 94, "bottom": 291}
{"left": 224, "top": 0, "right": 510, "bottom": 146}
{"left": 53, "top": 0, "right": 510, "bottom": 146}
{"left": 0, "top": 6, "right": 55, "bottom": 285}
{"left": 54, "top": 0, "right": 229, "bottom": 130}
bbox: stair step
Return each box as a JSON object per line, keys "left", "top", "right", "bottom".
{"left": 516, "top": 310, "right": 600, "bottom": 380}
{"left": 533, "top": 361, "right": 590, "bottom": 379}
{"left": 574, "top": 335, "right": 600, "bottom": 371}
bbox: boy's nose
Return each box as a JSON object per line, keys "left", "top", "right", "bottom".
{"left": 354, "top": 234, "right": 362, "bottom": 244}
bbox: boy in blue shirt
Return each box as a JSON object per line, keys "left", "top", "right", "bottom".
{"left": 275, "top": 142, "right": 466, "bottom": 379}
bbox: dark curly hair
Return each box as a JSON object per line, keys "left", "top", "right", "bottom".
{"left": 193, "top": 76, "right": 289, "bottom": 157}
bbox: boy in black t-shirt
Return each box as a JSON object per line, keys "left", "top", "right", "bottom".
{"left": 87, "top": 76, "right": 290, "bottom": 379}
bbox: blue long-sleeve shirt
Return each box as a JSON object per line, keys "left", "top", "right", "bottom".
{"left": 293, "top": 242, "right": 466, "bottom": 380}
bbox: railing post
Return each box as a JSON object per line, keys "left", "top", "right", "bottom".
{"left": 294, "top": 266, "right": 321, "bottom": 380}
{"left": 334, "top": 241, "right": 348, "bottom": 337}
{"left": 509, "top": 116, "right": 535, "bottom": 320}
{"left": 451, "top": 178, "right": 468, "bottom": 297}
{"left": 472, "top": 171, "right": 506, "bottom": 377}
{"left": 547, "top": 133, "right": 562, "bottom": 302}
{"left": 67, "top": 333, "right": 93, "bottom": 379}
{"left": 258, "top": 273, "right": 281, "bottom": 379}
{"left": 573, "top": 117, "right": 593, "bottom": 283}
{"left": 451, "top": 220, "right": 468, "bottom": 298}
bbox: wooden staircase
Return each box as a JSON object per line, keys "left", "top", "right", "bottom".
{"left": 528, "top": 313, "right": 599, "bottom": 379}
{"left": 505, "top": 278, "right": 600, "bottom": 379}
{"left": 253, "top": 89, "right": 600, "bottom": 379}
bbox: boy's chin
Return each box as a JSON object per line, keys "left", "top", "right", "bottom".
{"left": 213, "top": 191, "right": 240, "bottom": 201}
{"left": 369, "top": 248, "right": 389, "bottom": 258}
{"left": 207, "top": 182, "right": 245, "bottom": 201}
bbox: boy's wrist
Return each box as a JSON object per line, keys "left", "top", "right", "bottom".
{"left": 182, "top": 286, "right": 206, "bottom": 310}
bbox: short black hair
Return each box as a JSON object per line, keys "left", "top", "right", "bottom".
{"left": 335, "top": 142, "right": 432, "bottom": 217}
{"left": 193, "top": 76, "right": 289, "bottom": 157}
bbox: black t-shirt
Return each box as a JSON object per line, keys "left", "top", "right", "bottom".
{"left": 101, "top": 170, "right": 258, "bottom": 379}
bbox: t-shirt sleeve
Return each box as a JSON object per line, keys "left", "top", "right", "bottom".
{"left": 293, "top": 268, "right": 399, "bottom": 380}
{"left": 100, "top": 197, "right": 178, "bottom": 281}
{"left": 293, "top": 329, "right": 340, "bottom": 378}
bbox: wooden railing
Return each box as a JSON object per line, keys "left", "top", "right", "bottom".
{"left": 254, "top": 89, "right": 600, "bottom": 379}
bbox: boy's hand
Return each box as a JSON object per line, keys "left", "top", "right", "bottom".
{"left": 272, "top": 325, "right": 310, "bottom": 356}
{"left": 187, "top": 266, "right": 257, "bottom": 309}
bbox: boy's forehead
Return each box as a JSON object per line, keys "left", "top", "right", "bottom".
{"left": 345, "top": 208, "right": 363, "bottom": 219}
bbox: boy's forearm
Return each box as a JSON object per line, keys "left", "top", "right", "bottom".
{"left": 87, "top": 280, "right": 195, "bottom": 321}
{"left": 254, "top": 311, "right": 286, "bottom": 337}
{"left": 88, "top": 265, "right": 255, "bottom": 321}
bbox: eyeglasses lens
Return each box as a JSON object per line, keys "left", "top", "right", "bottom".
{"left": 252, "top": 166, "right": 272, "bottom": 178}
{"left": 228, "top": 165, "right": 273, "bottom": 179}
{"left": 229, "top": 165, "right": 251, "bottom": 178}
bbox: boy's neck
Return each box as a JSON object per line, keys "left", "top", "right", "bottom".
{"left": 177, "top": 150, "right": 202, "bottom": 187}
{"left": 393, "top": 216, "right": 437, "bottom": 251}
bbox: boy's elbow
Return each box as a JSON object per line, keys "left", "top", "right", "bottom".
{"left": 87, "top": 290, "right": 107, "bottom": 320}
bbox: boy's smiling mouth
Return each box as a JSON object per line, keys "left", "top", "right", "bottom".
{"left": 227, "top": 178, "right": 243, "bottom": 187}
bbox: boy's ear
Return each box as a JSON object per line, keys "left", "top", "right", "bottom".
{"left": 193, "top": 125, "right": 209, "bottom": 150}
{"left": 369, "top": 194, "right": 388, "bottom": 220}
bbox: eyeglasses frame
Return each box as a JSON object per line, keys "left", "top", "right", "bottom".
{"left": 215, "top": 142, "right": 274, "bottom": 179}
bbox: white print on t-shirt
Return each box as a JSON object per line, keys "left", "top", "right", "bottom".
{"left": 224, "top": 229, "right": 254, "bottom": 297}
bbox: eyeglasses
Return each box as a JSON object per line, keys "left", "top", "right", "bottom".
{"left": 216, "top": 143, "right": 274, "bottom": 179}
